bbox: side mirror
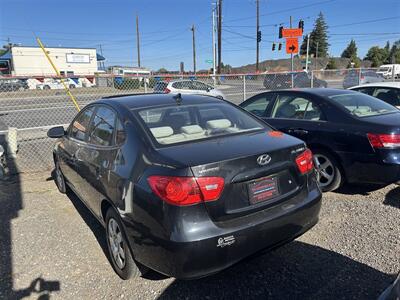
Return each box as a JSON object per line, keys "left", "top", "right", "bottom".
{"left": 47, "top": 126, "right": 66, "bottom": 138}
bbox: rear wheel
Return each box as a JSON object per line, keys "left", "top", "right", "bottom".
{"left": 313, "top": 150, "right": 342, "bottom": 192}
{"left": 54, "top": 160, "right": 66, "bottom": 194}
{"left": 43, "top": 85, "right": 51, "bottom": 90}
{"left": 69, "top": 84, "right": 75, "bottom": 89}
{"left": 105, "top": 208, "right": 146, "bottom": 280}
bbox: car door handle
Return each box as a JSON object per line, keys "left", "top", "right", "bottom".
{"left": 288, "top": 129, "right": 308, "bottom": 135}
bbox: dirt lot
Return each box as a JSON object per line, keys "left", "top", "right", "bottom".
{"left": 0, "top": 172, "right": 399, "bottom": 300}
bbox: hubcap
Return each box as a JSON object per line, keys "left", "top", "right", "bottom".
{"left": 108, "top": 218, "right": 125, "bottom": 269}
{"left": 314, "top": 154, "right": 335, "bottom": 188}
{"left": 55, "top": 163, "right": 63, "bottom": 188}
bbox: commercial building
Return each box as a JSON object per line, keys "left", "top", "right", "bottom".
{"left": 0, "top": 46, "right": 105, "bottom": 76}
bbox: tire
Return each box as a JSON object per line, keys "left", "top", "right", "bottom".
{"left": 43, "top": 85, "right": 51, "bottom": 90}
{"left": 54, "top": 159, "right": 66, "bottom": 193}
{"left": 313, "top": 149, "right": 343, "bottom": 192}
{"left": 69, "top": 84, "right": 75, "bottom": 89}
{"left": 105, "top": 208, "right": 146, "bottom": 280}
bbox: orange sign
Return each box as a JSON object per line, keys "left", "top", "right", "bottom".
{"left": 286, "top": 38, "right": 299, "bottom": 54}
{"left": 282, "top": 28, "right": 303, "bottom": 38}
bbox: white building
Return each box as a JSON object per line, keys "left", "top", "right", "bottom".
{"left": 1, "top": 46, "right": 104, "bottom": 76}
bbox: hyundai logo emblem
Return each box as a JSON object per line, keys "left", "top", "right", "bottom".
{"left": 257, "top": 154, "right": 271, "bottom": 166}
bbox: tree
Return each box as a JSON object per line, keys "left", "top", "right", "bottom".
{"left": 341, "top": 39, "right": 357, "bottom": 59}
{"left": 325, "top": 58, "right": 337, "bottom": 69}
{"left": 157, "top": 68, "right": 168, "bottom": 73}
{"left": 364, "top": 46, "right": 386, "bottom": 67}
{"left": 300, "top": 12, "right": 329, "bottom": 58}
{"left": 388, "top": 40, "right": 400, "bottom": 64}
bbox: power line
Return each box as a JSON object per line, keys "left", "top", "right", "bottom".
{"left": 330, "top": 16, "right": 400, "bottom": 28}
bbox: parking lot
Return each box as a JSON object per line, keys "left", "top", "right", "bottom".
{"left": 0, "top": 171, "right": 398, "bottom": 299}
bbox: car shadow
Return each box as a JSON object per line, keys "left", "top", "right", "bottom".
{"left": 157, "top": 241, "right": 395, "bottom": 300}
{"left": 0, "top": 138, "right": 60, "bottom": 299}
{"left": 384, "top": 186, "right": 400, "bottom": 209}
{"left": 334, "top": 183, "right": 385, "bottom": 196}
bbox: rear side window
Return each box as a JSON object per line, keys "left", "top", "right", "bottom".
{"left": 70, "top": 107, "right": 95, "bottom": 141}
{"left": 272, "top": 94, "right": 323, "bottom": 121}
{"left": 241, "top": 93, "right": 274, "bottom": 117}
{"left": 88, "top": 106, "right": 116, "bottom": 146}
{"left": 352, "top": 87, "right": 375, "bottom": 96}
{"left": 135, "top": 103, "right": 265, "bottom": 146}
{"left": 329, "top": 93, "right": 398, "bottom": 117}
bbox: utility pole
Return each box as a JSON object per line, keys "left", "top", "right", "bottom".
{"left": 136, "top": 14, "right": 141, "bottom": 67}
{"left": 99, "top": 44, "right": 105, "bottom": 70}
{"left": 217, "top": 0, "right": 222, "bottom": 74}
{"left": 191, "top": 24, "right": 196, "bottom": 74}
{"left": 256, "top": 0, "right": 260, "bottom": 72}
{"left": 315, "top": 41, "right": 319, "bottom": 70}
{"left": 305, "top": 34, "right": 310, "bottom": 72}
{"left": 290, "top": 16, "right": 293, "bottom": 72}
{"left": 212, "top": 4, "right": 217, "bottom": 85}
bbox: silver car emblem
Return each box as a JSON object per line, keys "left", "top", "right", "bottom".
{"left": 257, "top": 154, "right": 271, "bottom": 166}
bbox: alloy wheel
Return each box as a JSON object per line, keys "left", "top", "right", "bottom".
{"left": 314, "top": 154, "right": 335, "bottom": 188}
{"left": 108, "top": 218, "right": 126, "bottom": 269}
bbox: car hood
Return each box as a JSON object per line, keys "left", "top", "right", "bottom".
{"left": 154, "top": 130, "right": 304, "bottom": 167}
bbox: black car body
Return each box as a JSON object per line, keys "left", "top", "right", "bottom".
{"left": 240, "top": 89, "right": 400, "bottom": 192}
{"left": 0, "top": 78, "right": 29, "bottom": 92}
{"left": 263, "top": 72, "right": 327, "bottom": 90}
{"left": 48, "top": 94, "right": 321, "bottom": 279}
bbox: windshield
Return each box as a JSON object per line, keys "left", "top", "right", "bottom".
{"left": 135, "top": 103, "right": 266, "bottom": 146}
{"left": 329, "top": 93, "right": 398, "bottom": 117}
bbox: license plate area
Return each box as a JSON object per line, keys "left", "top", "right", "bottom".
{"left": 247, "top": 176, "right": 280, "bottom": 205}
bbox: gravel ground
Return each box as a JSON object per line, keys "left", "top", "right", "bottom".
{"left": 0, "top": 172, "right": 399, "bottom": 300}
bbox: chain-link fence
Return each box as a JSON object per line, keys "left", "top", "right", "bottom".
{"left": 0, "top": 68, "right": 398, "bottom": 175}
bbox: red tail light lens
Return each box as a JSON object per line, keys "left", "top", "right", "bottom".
{"left": 147, "top": 176, "right": 224, "bottom": 206}
{"left": 164, "top": 87, "right": 171, "bottom": 94}
{"left": 367, "top": 133, "right": 400, "bottom": 148}
{"left": 295, "top": 149, "right": 314, "bottom": 174}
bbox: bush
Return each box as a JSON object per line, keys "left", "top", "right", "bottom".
{"left": 114, "top": 78, "right": 140, "bottom": 90}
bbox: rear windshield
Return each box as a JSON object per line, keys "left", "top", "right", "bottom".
{"left": 135, "top": 103, "right": 266, "bottom": 146}
{"left": 328, "top": 93, "right": 397, "bottom": 117}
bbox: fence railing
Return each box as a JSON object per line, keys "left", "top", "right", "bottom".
{"left": 0, "top": 68, "right": 398, "bottom": 175}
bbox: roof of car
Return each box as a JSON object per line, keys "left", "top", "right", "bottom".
{"left": 349, "top": 82, "right": 400, "bottom": 89}
{"left": 99, "top": 93, "right": 221, "bottom": 109}
{"left": 263, "top": 88, "right": 358, "bottom": 97}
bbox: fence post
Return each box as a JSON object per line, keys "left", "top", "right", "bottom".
{"left": 392, "top": 64, "right": 396, "bottom": 82}
{"left": 358, "top": 68, "right": 362, "bottom": 85}
{"left": 7, "top": 128, "right": 18, "bottom": 159}
{"left": 243, "top": 75, "right": 246, "bottom": 101}
{"left": 144, "top": 77, "right": 148, "bottom": 93}
{"left": 311, "top": 70, "right": 314, "bottom": 88}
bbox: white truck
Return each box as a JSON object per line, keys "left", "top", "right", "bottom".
{"left": 376, "top": 64, "right": 400, "bottom": 79}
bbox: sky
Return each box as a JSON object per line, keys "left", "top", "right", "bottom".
{"left": 0, "top": 0, "right": 399, "bottom": 71}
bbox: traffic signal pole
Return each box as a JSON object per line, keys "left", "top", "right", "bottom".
{"left": 290, "top": 16, "right": 293, "bottom": 73}
{"left": 191, "top": 24, "right": 196, "bottom": 74}
{"left": 256, "top": 0, "right": 259, "bottom": 72}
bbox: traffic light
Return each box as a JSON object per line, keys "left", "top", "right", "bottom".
{"left": 278, "top": 43, "right": 282, "bottom": 51}
{"left": 257, "top": 30, "right": 262, "bottom": 42}
{"left": 298, "top": 20, "right": 304, "bottom": 32}
{"left": 278, "top": 26, "right": 283, "bottom": 39}
{"left": 272, "top": 43, "right": 276, "bottom": 51}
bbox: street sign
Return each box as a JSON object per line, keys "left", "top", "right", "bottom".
{"left": 286, "top": 38, "right": 299, "bottom": 54}
{"left": 282, "top": 28, "right": 303, "bottom": 38}
{"left": 205, "top": 59, "right": 213, "bottom": 64}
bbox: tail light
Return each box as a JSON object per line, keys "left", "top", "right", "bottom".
{"left": 367, "top": 133, "right": 400, "bottom": 148}
{"left": 147, "top": 176, "right": 224, "bottom": 206}
{"left": 360, "top": 75, "right": 365, "bottom": 80}
{"left": 164, "top": 87, "right": 171, "bottom": 94}
{"left": 295, "top": 149, "right": 314, "bottom": 174}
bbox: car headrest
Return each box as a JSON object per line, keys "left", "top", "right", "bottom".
{"left": 181, "top": 125, "right": 204, "bottom": 134}
{"left": 206, "top": 119, "right": 232, "bottom": 129}
{"left": 150, "top": 126, "right": 173, "bottom": 138}
{"left": 277, "top": 104, "right": 297, "bottom": 118}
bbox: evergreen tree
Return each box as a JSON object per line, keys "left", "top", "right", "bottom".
{"left": 341, "top": 39, "right": 357, "bottom": 59}
{"left": 388, "top": 40, "right": 400, "bottom": 64}
{"left": 300, "top": 12, "right": 329, "bottom": 58}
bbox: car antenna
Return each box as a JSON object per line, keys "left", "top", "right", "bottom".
{"left": 173, "top": 93, "right": 182, "bottom": 105}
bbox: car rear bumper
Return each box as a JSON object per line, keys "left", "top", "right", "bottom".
{"left": 125, "top": 187, "right": 322, "bottom": 279}
{"left": 345, "top": 161, "right": 400, "bottom": 184}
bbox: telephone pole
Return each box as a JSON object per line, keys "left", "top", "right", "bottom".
{"left": 191, "top": 24, "right": 196, "bottom": 74}
{"left": 256, "top": 0, "right": 260, "bottom": 72}
{"left": 217, "top": 0, "right": 222, "bottom": 74}
{"left": 290, "top": 16, "right": 293, "bottom": 72}
{"left": 136, "top": 14, "right": 141, "bottom": 67}
{"left": 212, "top": 4, "right": 217, "bottom": 84}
